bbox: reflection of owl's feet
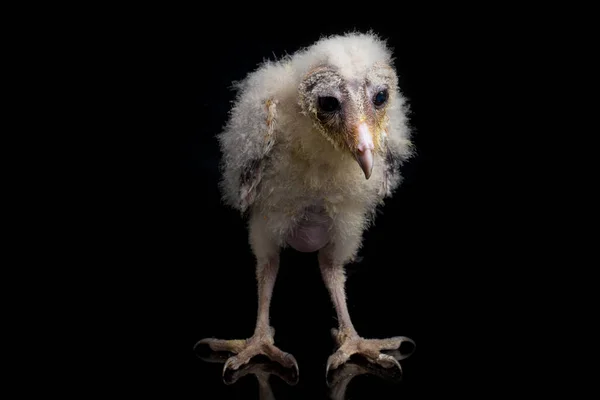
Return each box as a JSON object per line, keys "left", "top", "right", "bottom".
{"left": 194, "top": 327, "right": 298, "bottom": 379}
{"left": 327, "top": 358, "right": 405, "bottom": 400}
{"left": 325, "top": 328, "right": 415, "bottom": 377}
{"left": 224, "top": 359, "right": 299, "bottom": 386}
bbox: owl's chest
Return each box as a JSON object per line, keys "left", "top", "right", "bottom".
{"left": 286, "top": 147, "right": 360, "bottom": 190}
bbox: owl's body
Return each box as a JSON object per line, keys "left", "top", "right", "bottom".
{"left": 219, "top": 32, "right": 412, "bottom": 262}
{"left": 198, "top": 32, "right": 415, "bottom": 378}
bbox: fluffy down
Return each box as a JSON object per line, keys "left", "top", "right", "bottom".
{"left": 218, "top": 31, "right": 413, "bottom": 264}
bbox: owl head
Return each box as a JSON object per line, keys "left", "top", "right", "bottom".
{"left": 296, "top": 32, "right": 399, "bottom": 179}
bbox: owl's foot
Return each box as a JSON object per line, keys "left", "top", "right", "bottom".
{"left": 194, "top": 327, "right": 298, "bottom": 377}
{"left": 325, "top": 329, "right": 415, "bottom": 377}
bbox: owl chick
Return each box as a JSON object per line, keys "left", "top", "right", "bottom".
{"left": 196, "top": 31, "right": 415, "bottom": 377}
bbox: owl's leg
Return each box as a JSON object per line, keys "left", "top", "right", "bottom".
{"left": 319, "top": 224, "right": 415, "bottom": 377}
{"left": 195, "top": 215, "right": 298, "bottom": 377}
{"left": 195, "top": 254, "right": 297, "bottom": 375}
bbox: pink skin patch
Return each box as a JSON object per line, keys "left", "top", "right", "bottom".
{"left": 357, "top": 122, "right": 374, "bottom": 152}
{"left": 286, "top": 224, "right": 331, "bottom": 252}
{"left": 286, "top": 206, "right": 333, "bottom": 253}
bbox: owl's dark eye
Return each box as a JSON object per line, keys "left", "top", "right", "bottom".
{"left": 317, "top": 96, "right": 340, "bottom": 112}
{"left": 373, "top": 90, "right": 388, "bottom": 107}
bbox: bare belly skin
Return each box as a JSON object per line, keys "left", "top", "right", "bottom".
{"left": 285, "top": 205, "right": 333, "bottom": 253}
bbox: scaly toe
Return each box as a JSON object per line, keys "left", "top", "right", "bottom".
{"left": 195, "top": 338, "right": 247, "bottom": 353}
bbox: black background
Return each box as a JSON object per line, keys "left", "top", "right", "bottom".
{"left": 92, "top": 7, "right": 545, "bottom": 398}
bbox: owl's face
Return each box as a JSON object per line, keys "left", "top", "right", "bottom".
{"left": 298, "top": 62, "right": 398, "bottom": 179}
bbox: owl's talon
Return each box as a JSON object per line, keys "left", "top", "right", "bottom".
{"left": 325, "top": 334, "right": 414, "bottom": 378}
{"left": 196, "top": 332, "right": 296, "bottom": 378}
{"left": 375, "top": 353, "right": 402, "bottom": 372}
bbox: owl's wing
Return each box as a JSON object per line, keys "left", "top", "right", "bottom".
{"left": 381, "top": 144, "right": 404, "bottom": 198}
{"left": 380, "top": 93, "right": 413, "bottom": 198}
{"left": 218, "top": 82, "right": 279, "bottom": 215}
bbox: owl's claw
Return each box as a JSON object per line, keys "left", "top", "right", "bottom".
{"left": 375, "top": 353, "right": 402, "bottom": 372}
{"left": 284, "top": 353, "right": 299, "bottom": 379}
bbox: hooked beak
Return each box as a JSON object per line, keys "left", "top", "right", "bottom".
{"left": 354, "top": 122, "right": 374, "bottom": 179}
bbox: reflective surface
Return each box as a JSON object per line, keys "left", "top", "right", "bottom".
{"left": 90, "top": 9, "right": 533, "bottom": 399}
{"left": 188, "top": 243, "right": 423, "bottom": 398}
{"left": 193, "top": 335, "right": 418, "bottom": 399}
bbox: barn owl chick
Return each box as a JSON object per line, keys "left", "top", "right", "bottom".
{"left": 196, "top": 31, "right": 415, "bottom": 378}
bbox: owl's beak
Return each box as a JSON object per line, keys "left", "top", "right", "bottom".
{"left": 354, "top": 122, "right": 374, "bottom": 179}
